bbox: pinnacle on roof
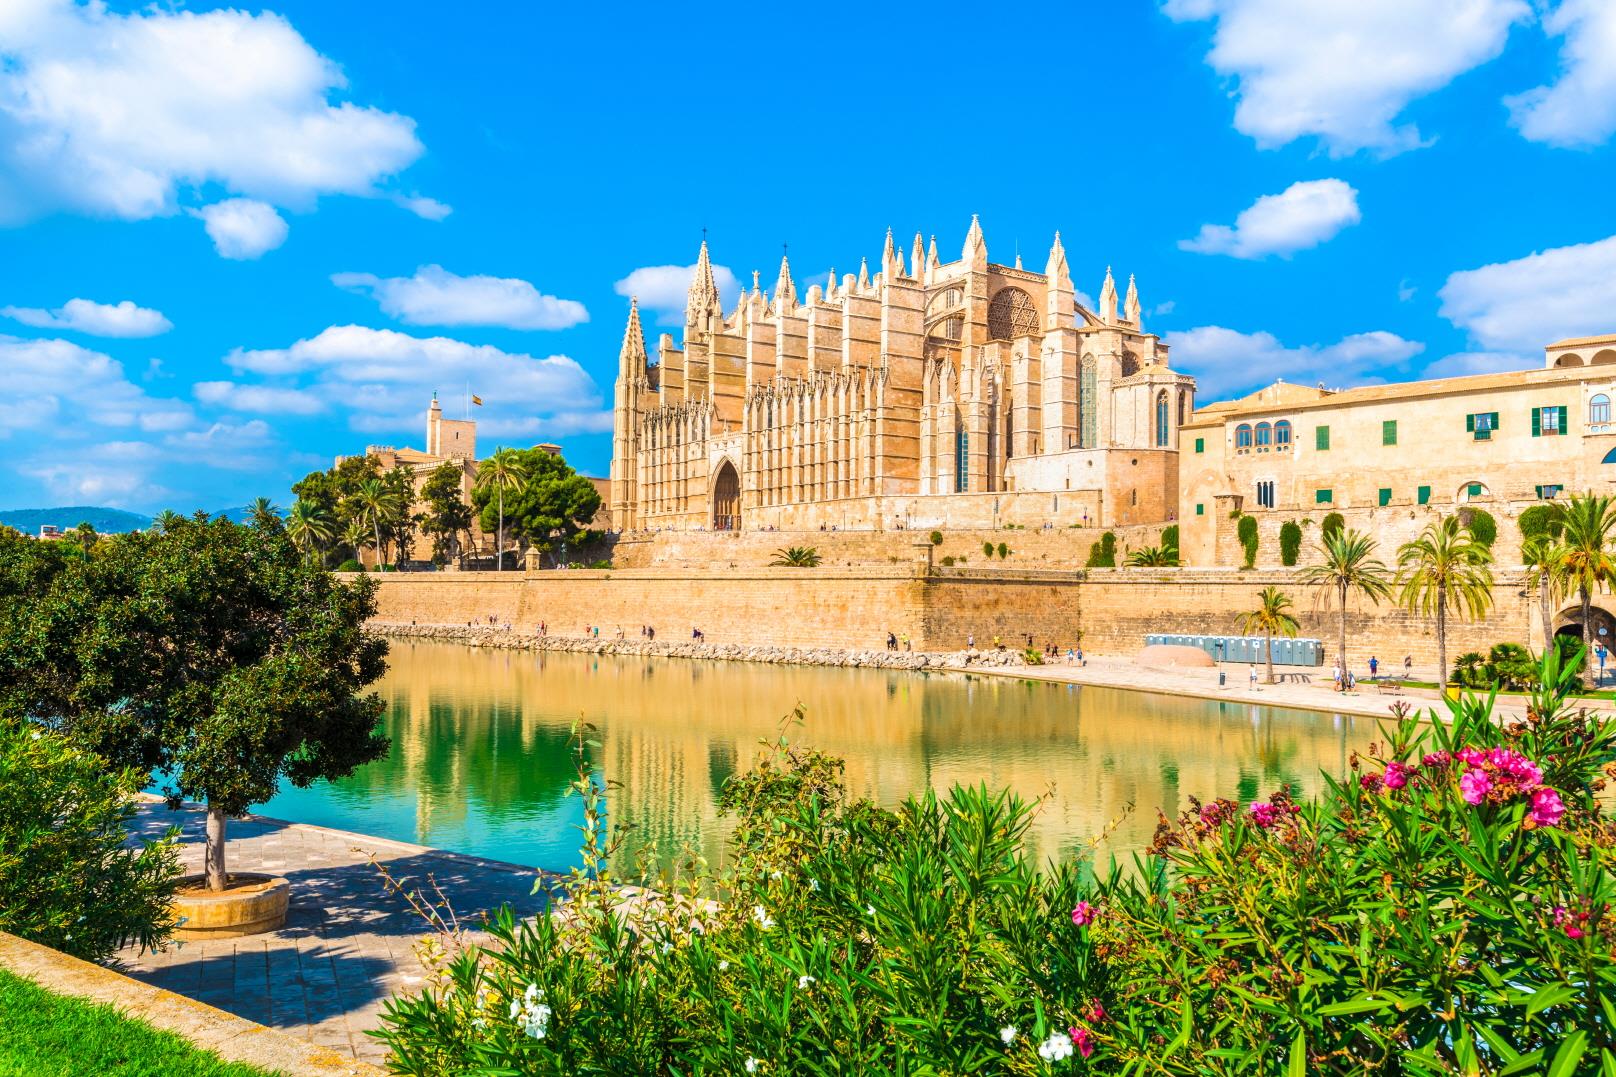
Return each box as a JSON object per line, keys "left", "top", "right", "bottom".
{"left": 619, "top": 296, "right": 647, "bottom": 363}
{"left": 773, "top": 252, "right": 796, "bottom": 310}
{"left": 1099, "top": 266, "right": 1119, "bottom": 324}
{"left": 911, "top": 233, "right": 924, "bottom": 279}
{"left": 1045, "top": 231, "right": 1069, "bottom": 280}
{"left": 962, "top": 214, "right": 986, "bottom": 261}
{"left": 858, "top": 257, "right": 870, "bottom": 290}
{"left": 1124, "top": 274, "right": 1142, "bottom": 327}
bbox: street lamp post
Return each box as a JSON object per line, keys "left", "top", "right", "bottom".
{"left": 1217, "top": 640, "right": 1226, "bottom": 687}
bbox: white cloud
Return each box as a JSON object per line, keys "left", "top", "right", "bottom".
{"left": 194, "top": 199, "right": 289, "bottom": 260}
{"left": 615, "top": 263, "right": 742, "bottom": 326}
{"left": 1153, "top": 300, "right": 1177, "bottom": 316}
{"left": 1421, "top": 350, "right": 1536, "bottom": 378}
{"left": 222, "top": 325, "right": 605, "bottom": 436}
{"left": 393, "top": 194, "right": 453, "bottom": 221}
{"left": 18, "top": 440, "right": 173, "bottom": 508}
{"left": 0, "top": 0, "right": 428, "bottom": 248}
{"left": 333, "top": 265, "right": 588, "bottom": 330}
{"left": 1180, "top": 179, "right": 1362, "bottom": 258}
{"left": 1075, "top": 289, "right": 1098, "bottom": 312}
{"left": 1164, "top": 0, "right": 1530, "bottom": 155}
{"left": 194, "top": 381, "right": 325, "bottom": 416}
{"left": 0, "top": 334, "right": 193, "bottom": 435}
{"left": 2, "top": 297, "right": 171, "bottom": 337}
{"left": 163, "top": 420, "right": 277, "bottom": 469}
{"left": 1438, "top": 234, "right": 1616, "bottom": 351}
{"left": 1506, "top": 0, "right": 1616, "bottom": 148}
{"left": 1166, "top": 325, "right": 1425, "bottom": 398}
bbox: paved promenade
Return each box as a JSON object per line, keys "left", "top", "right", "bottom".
{"left": 117, "top": 804, "right": 550, "bottom": 1065}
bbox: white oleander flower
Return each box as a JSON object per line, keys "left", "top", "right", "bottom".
{"left": 719, "top": 960, "right": 730, "bottom": 971}
{"left": 752, "top": 905, "right": 775, "bottom": 930}
{"left": 1038, "top": 1031, "right": 1074, "bottom": 1062}
{"left": 797, "top": 975, "right": 815, "bottom": 989}
{"left": 744, "top": 1056, "right": 760, "bottom": 1073}
{"left": 769, "top": 870, "right": 782, "bottom": 881}
{"left": 1000, "top": 1025, "right": 1017, "bottom": 1044}
{"left": 866, "top": 904, "right": 876, "bottom": 917}
{"left": 808, "top": 877, "right": 820, "bottom": 891}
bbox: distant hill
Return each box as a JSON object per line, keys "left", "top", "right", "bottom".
{"left": 0, "top": 506, "right": 154, "bottom": 535}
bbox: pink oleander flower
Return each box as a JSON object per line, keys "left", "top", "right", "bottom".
{"left": 1382, "top": 762, "right": 1412, "bottom": 790}
{"left": 1086, "top": 1001, "right": 1106, "bottom": 1023}
{"left": 1069, "top": 1026, "right": 1095, "bottom": 1059}
{"left": 1422, "top": 751, "right": 1451, "bottom": 768}
{"left": 1360, "top": 773, "right": 1383, "bottom": 793}
{"left": 1071, "top": 901, "right": 1095, "bottom": 927}
{"left": 1552, "top": 905, "right": 1588, "bottom": 939}
{"left": 1459, "top": 769, "right": 1492, "bottom": 805}
{"left": 1248, "top": 802, "right": 1280, "bottom": 828}
{"left": 1531, "top": 788, "right": 1566, "bottom": 828}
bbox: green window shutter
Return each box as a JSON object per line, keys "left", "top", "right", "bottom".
{"left": 1532, "top": 408, "right": 1542, "bottom": 437}
{"left": 1417, "top": 485, "right": 1431, "bottom": 505}
{"left": 1315, "top": 488, "right": 1332, "bottom": 504}
{"left": 1466, "top": 413, "right": 1475, "bottom": 432}
{"left": 1195, "top": 503, "right": 1204, "bottom": 516}
{"left": 1559, "top": 405, "right": 1568, "bottom": 433}
{"left": 1490, "top": 412, "right": 1500, "bottom": 428}
{"left": 1378, "top": 488, "right": 1392, "bottom": 506}
{"left": 1382, "top": 420, "right": 1397, "bottom": 445}
{"left": 1468, "top": 482, "right": 1482, "bottom": 497}
{"left": 1194, "top": 437, "right": 1204, "bottom": 453}
{"left": 1316, "top": 425, "right": 1330, "bottom": 450}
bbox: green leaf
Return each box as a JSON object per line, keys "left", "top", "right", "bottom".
{"left": 1316, "top": 997, "right": 1392, "bottom": 1017}
{"left": 1547, "top": 1031, "right": 1589, "bottom": 1077}
{"left": 1288, "top": 1030, "right": 1307, "bottom": 1077}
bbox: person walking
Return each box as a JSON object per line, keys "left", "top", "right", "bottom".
{"left": 1249, "top": 663, "right": 1259, "bottom": 691}
{"left": 1368, "top": 655, "right": 1379, "bottom": 681}
{"left": 902, "top": 634, "right": 912, "bottom": 652}
{"left": 887, "top": 631, "right": 897, "bottom": 651}
{"left": 1403, "top": 654, "right": 1413, "bottom": 680}
{"left": 967, "top": 633, "right": 975, "bottom": 650}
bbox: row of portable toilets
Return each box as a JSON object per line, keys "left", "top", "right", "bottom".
{"left": 1145, "top": 633, "right": 1325, "bottom": 667}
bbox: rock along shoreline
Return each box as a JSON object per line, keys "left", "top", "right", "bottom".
{"left": 370, "top": 622, "right": 1038, "bottom": 672}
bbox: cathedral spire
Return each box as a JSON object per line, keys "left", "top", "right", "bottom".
{"left": 826, "top": 268, "right": 837, "bottom": 300}
{"left": 1045, "top": 231, "right": 1070, "bottom": 287}
{"left": 858, "top": 257, "right": 870, "bottom": 291}
{"left": 927, "top": 235, "right": 940, "bottom": 282}
{"left": 686, "top": 238, "right": 723, "bottom": 334}
{"left": 963, "top": 214, "right": 987, "bottom": 266}
{"left": 1099, "top": 266, "right": 1119, "bottom": 324}
{"left": 774, "top": 251, "right": 797, "bottom": 313}
{"left": 619, "top": 296, "right": 646, "bottom": 373}
{"left": 911, "top": 232, "right": 925, "bottom": 280}
{"left": 1124, "top": 273, "right": 1142, "bottom": 328}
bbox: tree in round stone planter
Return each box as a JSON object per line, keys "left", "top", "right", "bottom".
{"left": 12, "top": 511, "right": 389, "bottom": 932}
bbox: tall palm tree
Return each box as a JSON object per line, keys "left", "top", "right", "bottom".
{"left": 152, "top": 509, "right": 185, "bottom": 533}
{"left": 246, "top": 497, "right": 280, "bottom": 527}
{"left": 354, "top": 478, "right": 404, "bottom": 568}
{"left": 342, "top": 517, "right": 370, "bottom": 565}
{"left": 1521, "top": 532, "right": 1567, "bottom": 655}
{"left": 1238, "top": 586, "right": 1300, "bottom": 685}
{"left": 1397, "top": 515, "right": 1494, "bottom": 689}
{"left": 477, "top": 447, "right": 528, "bottom": 570}
{"left": 1297, "top": 528, "right": 1393, "bottom": 678}
{"left": 286, "top": 499, "right": 336, "bottom": 563}
{"left": 1555, "top": 492, "right": 1616, "bottom": 685}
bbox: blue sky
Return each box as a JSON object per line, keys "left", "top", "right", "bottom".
{"left": 2, "top": 0, "right": 1614, "bottom": 513}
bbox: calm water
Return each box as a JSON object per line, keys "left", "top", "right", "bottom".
{"left": 260, "top": 641, "right": 1368, "bottom": 874}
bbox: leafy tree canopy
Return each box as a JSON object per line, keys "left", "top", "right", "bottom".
{"left": 470, "top": 447, "right": 601, "bottom": 561}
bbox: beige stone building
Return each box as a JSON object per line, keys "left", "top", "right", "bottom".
{"left": 1178, "top": 333, "right": 1616, "bottom": 569}
{"left": 609, "top": 219, "right": 1195, "bottom": 534}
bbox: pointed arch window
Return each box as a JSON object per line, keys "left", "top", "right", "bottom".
{"left": 1236, "top": 424, "right": 1253, "bottom": 450}
{"left": 1155, "top": 390, "right": 1170, "bottom": 447}
{"left": 1177, "top": 390, "right": 1187, "bottom": 426}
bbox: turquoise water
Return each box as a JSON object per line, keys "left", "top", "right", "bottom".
{"left": 259, "top": 641, "right": 1368, "bottom": 874}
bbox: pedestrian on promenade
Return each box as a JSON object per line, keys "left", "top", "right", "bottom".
{"left": 616, "top": 625, "right": 625, "bottom": 640}
{"left": 592, "top": 625, "right": 599, "bottom": 639}
{"left": 887, "top": 631, "right": 897, "bottom": 651}
{"left": 1369, "top": 655, "right": 1379, "bottom": 681}
{"left": 967, "top": 633, "right": 975, "bottom": 650}
{"left": 902, "top": 634, "right": 911, "bottom": 652}
{"left": 993, "top": 635, "right": 1003, "bottom": 650}
{"left": 647, "top": 626, "right": 655, "bottom": 641}
{"left": 1249, "top": 663, "right": 1258, "bottom": 691}
{"left": 1404, "top": 654, "right": 1413, "bottom": 679}
{"left": 1076, "top": 646, "right": 1085, "bottom": 666}
{"left": 539, "top": 621, "right": 547, "bottom": 637}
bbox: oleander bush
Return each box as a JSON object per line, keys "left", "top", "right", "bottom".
{"left": 378, "top": 650, "right": 1616, "bottom": 1075}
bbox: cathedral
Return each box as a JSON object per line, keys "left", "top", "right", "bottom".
{"left": 609, "top": 218, "right": 1195, "bottom": 533}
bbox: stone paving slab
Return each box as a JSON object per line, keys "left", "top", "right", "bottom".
{"left": 117, "top": 804, "right": 552, "bottom": 1065}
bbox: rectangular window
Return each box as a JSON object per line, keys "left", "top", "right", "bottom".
{"left": 1537, "top": 484, "right": 1563, "bottom": 499}
{"left": 1533, "top": 406, "right": 1568, "bottom": 436}
{"left": 1467, "top": 411, "right": 1499, "bottom": 440}
{"left": 1382, "top": 420, "right": 1397, "bottom": 446}
{"left": 1315, "top": 488, "right": 1333, "bottom": 504}
{"left": 1418, "top": 485, "right": 1431, "bottom": 505}
{"left": 1194, "top": 437, "right": 1204, "bottom": 454}
{"left": 1379, "top": 487, "right": 1392, "bottom": 506}
{"left": 1315, "top": 425, "right": 1330, "bottom": 450}
{"left": 1195, "top": 503, "right": 1204, "bottom": 516}
{"left": 1468, "top": 482, "right": 1483, "bottom": 498}
{"left": 954, "top": 429, "right": 968, "bottom": 493}
{"left": 1255, "top": 480, "right": 1275, "bottom": 509}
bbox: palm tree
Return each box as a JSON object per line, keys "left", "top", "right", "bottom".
{"left": 770, "top": 546, "right": 823, "bottom": 567}
{"left": 152, "top": 509, "right": 185, "bottom": 533}
{"left": 354, "top": 478, "right": 404, "bottom": 569}
{"left": 1238, "top": 586, "right": 1300, "bottom": 685}
{"left": 286, "top": 500, "right": 336, "bottom": 563}
{"left": 477, "top": 447, "right": 528, "bottom": 570}
{"left": 246, "top": 497, "right": 280, "bottom": 527}
{"left": 342, "top": 517, "right": 370, "bottom": 565}
{"left": 1521, "top": 532, "right": 1567, "bottom": 655}
{"left": 1125, "top": 545, "right": 1179, "bottom": 567}
{"left": 1555, "top": 492, "right": 1616, "bottom": 685}
{"left": 1297, "top": 528, "right": 1393, "bottom": 678}
{"left": 1396, "top": 515, "right": 1494, "bottom": 688}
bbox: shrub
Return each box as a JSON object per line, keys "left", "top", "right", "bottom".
{"left": 996, "top": 542, "right": 1009, "bottom": 559}
{"left": 337, "top": 558, "right": 364, "bottom": 572}
{"left": 1462, "top": 507, "right": 1498, "bottom": 548}
{"left": 1488, "top": 642, "right": 1539, "bottom": 690}
{"left": 983, "top": 541, "right": 995, "bottom": 559}
{"left": 939, "top": 555, "right": 955, "bottom": 567}
{"left": 1453, "top": 651, "right": 1490, "bottom": 688}
{"left": 1279, "top": 520, "right": 1303, "bottom": 566}
{"left": 1237, "top": 514, "right": 1258, "bottom": 568}
{"left": 378, "top": 651, "right": 1616, "bottom": 1075}
{"left": 929, "top": 531, "right": 943, "bottom": 546}
{"left": 770, "top": 547, "right": 822, "bottom": 568}
{"left": 0, "top": 724, "right": 181, "bottom": 962}
{"left": 1556, "top": 633, "right": 1589, "bottom": 677}
{"left": 1085, "top": 531, "right": 1117, "bottom": 568}
{"left": 1160, "top": 525, "right": 1179, "bottom": 557}
{"left": 1321, "top": 512, "right": 1344, "bottom": 541}
{"left": 1519, "top": 504, "right": 1565, "bottom": 542}
{"left": 1022, "top": 647, "right": 1044, "bottom": 665}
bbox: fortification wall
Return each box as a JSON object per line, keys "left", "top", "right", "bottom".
{"left": 1207, "top": 504, "right": 1529, "bottom": 571}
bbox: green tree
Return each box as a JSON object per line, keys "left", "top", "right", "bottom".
{"left": 286, "top": 498, "right": 337, "bottom": 564}
{"left": 1321, "top": 512, "right": 1344, "bottom": 541}
{"left": 473, "top": 448, "right": 601, "bottom": 568}
{"left": 1125, "top": 545, "right": 1178, "bottom": 567}
{"left": 246, "top": 497, "right": 280, "bottom": 526}
{"left": 1238, "top": 586, "right": 1300, "bottom": 684}
{"left": 1461, "top": 506, "right": 1497, "bottom": 549}
{"left": 354, "top": 477, "right": 405, "bottom": 568}
{"left": 151, "top": 510, "right": 185, "bottom": 533}
{"left": 1237, "top": 514, "right": 1258, "bottom": 568}
{"left": 1518, "top": 503, "right": 1565, "bottom": 544}
{"left": 70, "top": 521, "right": 98, "bottom": 556}
{"left": 420, "top": 463, "right": 473, "bottom": 567}
{"left": 1161, "top": 524, "right": 1179, "bottom": 560}
{"left": 1298, "top": 528, "right": 1393, "bottom": 677}
{"left": 1522, "top": 531, "right": 1567, "bottom": 655}
{"left": 1397, "top": 515, "right": 1495, "bottom": 687}
{"left": 475, "top": 447, "right": 529, "bottom": 569}
{"left": 13, "top": 514, "right": 388, "bottom": 892}
{"left": 1556, "top": 492, "right": 1616, "bottom": 686}
{"left": 770, "top": 546, "right": 822, "bottom": 567}
{"left": 1085, "top": 531, "right": 1117, "bottom": 568}
{"left": 1279, "top": 520, "right": 1302, "bottom": 566}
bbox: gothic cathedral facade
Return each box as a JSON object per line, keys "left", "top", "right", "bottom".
{"left": 610, "top": 218, "right": 1195, "bottom": 533}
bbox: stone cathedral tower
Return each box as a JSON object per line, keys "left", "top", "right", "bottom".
{"left": 610, "top": 219, "right": 1193, "bottom": 534}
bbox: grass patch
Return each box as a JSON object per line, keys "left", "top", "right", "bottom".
{"left": 0, "top": 968, "right": 281, "bottom": 1077}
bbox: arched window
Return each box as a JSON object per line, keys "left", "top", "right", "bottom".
{"left": 1275, "top": 420, "right": 1292, "bottom": 447}
{"left": 986, "top": 288, "right": 1039, "bottom": 340}
{"left": 1255, "top": 422, "right": 1272, "bottom": 447}
{"left": 1155, "top": 391, "right": 1170, "bottom": 447}
{"left": 1177, "top": 390, "right": 1187, "bottom": 426}
{"left": 1592, "top": 394, "right": 1611, "bottom": 425}
{"left": 1236, "top": 424, "right": 1253, "bottom": 449}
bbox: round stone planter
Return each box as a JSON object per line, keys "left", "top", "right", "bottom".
{"left": 171, "top": 873, "right": 290, "bottom": 940}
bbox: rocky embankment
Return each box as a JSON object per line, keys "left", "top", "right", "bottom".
{"left": 370, "top": 623, "right": 1038, "bottom": 671}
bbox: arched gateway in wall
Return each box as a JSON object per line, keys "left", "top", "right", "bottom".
{"left": 713, "top": 460, "right": 740, "bottom": 531}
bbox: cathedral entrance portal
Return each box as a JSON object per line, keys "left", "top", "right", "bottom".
{"left": 713, "top": 460, "right": 740, "bottom": 531}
